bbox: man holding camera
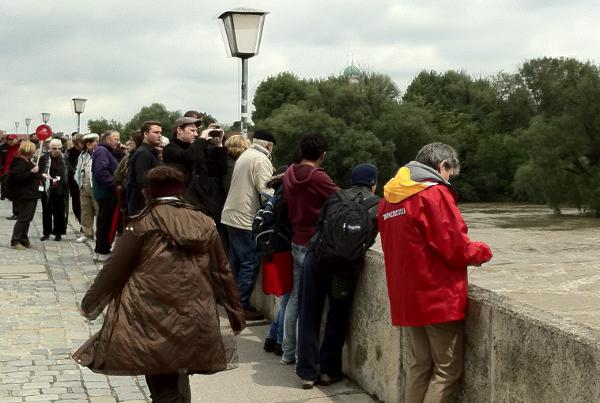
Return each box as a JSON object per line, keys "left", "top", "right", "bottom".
{"left": 163, "top": 116, "right": 228, "bottom": 222}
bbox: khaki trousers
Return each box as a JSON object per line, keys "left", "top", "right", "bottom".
{"left": 405, "top": 320, "right": 464, "bottom": 403}
{"left": 79, "top": 187, "right": 98, "bottom": 238}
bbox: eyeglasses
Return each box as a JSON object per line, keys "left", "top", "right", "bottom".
{"left": 51, "top": 147, "right": 61, "bottom": 150}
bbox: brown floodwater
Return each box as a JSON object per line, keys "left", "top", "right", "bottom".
{"left": 373, "top": 203, "right": 600, "bottom": 333}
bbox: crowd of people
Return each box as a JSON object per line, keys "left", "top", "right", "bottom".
{"left": 0, "top": 114, "right": 493, "bottom": 402}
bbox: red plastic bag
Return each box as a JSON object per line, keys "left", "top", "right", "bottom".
{"left": 262, "top": 251, "right": 292, "bottom": 296}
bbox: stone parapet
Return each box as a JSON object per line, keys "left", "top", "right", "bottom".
{"left": 252, "top": 248, "right": 600, "bottom": 402}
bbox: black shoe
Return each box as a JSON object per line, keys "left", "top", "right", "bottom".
{"left": 274, "top": 343, "right": 283, "bottom": 356}
{"left": 244, "top": 308, "right": 265, "bottom": 321}
{"left": 6, "top": 214, "right": 18, "bottom": 220}
{"left": 263, "top": 338, "right": 277, "bottom": 352}
{"left": 40, "top": 235, "right": 49, "bottom": 241}
{"left": 54, "top": 235, "right": 61, "bottom": 241}
{"left": 318, "top": 373, "right": 344, "bottom": 386}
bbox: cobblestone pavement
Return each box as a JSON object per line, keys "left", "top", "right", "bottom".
{"left": 0, "top": 199, "right": 150, "bottom": 402}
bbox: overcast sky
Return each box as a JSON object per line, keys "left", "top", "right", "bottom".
{"left": 1, "top": 0, "right": 599, "bottom": 135}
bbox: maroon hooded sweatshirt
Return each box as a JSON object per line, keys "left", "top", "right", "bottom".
{"left": 283, "top": 163, "right": 339, "bottom": 246}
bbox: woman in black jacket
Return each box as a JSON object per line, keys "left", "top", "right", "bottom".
{"left": 9, "top": 141, "right": 42, "bottom": 249}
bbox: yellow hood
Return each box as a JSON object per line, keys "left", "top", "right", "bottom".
{"left": 384, "top": 166, "right": 438, "bottom": 203}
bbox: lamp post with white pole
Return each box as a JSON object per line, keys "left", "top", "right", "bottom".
{"left": 14, "top": 122, "right": 19, "bottom": 134}
{"left": 72, "top": 98, "right": 87, "bottom": 133}
{"left": 25, "top": 118, "right": 31, "bottom": 135}
{"left": 218, "top": 8, "right": 268, "bottom": 136}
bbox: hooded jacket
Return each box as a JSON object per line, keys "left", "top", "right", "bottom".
{"left": 283, "top": 163, "right": 339, "bottom": 245}
{"left": 378, "top": 161, "right": 492, "bottom": 327}
{"left": 73, "top": 198, "right": 245, "bottom": 375}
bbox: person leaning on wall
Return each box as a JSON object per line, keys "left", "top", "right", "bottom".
{"left": 378, "top": 142, "right": 493, "bottom": 403}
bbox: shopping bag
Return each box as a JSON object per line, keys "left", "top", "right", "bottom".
{"left": 262, "top": 251, "right": 292, "bottom": 297}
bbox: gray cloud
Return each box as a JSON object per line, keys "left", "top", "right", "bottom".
{"left": 1, "top": 0, "right": 599, "bottom": 134}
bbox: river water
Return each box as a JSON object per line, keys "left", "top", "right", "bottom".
{"left": 372, "top": 203, "right": 600, "bottom": 333}
{"left": 463, "top": 203, "right": 600, "bottom": 333}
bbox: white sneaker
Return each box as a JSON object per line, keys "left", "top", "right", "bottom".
{"left": 95, "top": 253, "right": 110, "bottom": 263}
{"left": 75, "top": 236, "right": 88, "bottom": 243}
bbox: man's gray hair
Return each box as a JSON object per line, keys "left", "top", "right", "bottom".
{"left": 101, "top": 130, "right": 119, "bottom": 141}
{"left": 415, "top": 142, "right": 460, "bottom": 174}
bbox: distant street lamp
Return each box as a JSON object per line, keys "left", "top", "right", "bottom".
{"left": 72, "top": 97, "right": 87, "bottom": 133}
{"left": 41, "top": 112, "right": 51, "bottom": 124}
{"left": 218, "top": 7, "right": 268, "bottom": 135}
{"left": 14, "top": 121, "right": 19, "bottom": 134}
{"left": 25, "top": 118, "right": 31, "bottom": 135}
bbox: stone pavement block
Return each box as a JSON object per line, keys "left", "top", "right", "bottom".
{"left": 23, "top": 382, "right": 51, "bottom": 389}
{"left": 87, "top": 388, "right": 114, "bottom": 396}
{"left": 14, "top": 388, "right": 41, "bottom": 396}
{"left": 89, "top": 396, "right": 117, "bottom": 403}
{"left": 24, "top": 394, "right": 60, "bottom": 401}
{"left": 116, "top": 392, "right": 146, "bottom": 401}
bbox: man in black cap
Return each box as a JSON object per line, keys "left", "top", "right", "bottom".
{"left": 296, "top": 163, "right": 380, "bottom": 389}
{"left": 221, "top": 130, "right": 276, "bottom": 321}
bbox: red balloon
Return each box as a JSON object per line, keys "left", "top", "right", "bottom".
{"left": 35, "top": 124, "right": 53, "bottom": 141}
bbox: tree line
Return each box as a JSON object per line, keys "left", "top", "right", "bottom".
{"left": 87, "top": 57, "right": 600, "bottom": 215}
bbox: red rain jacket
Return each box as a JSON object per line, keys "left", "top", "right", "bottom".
{"left": 378, "top": 166, "right": 492, "bottom": 327}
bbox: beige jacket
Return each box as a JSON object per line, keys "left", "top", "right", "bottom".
{"left": 221, "top": 143, "right": 274, "bottom": 230}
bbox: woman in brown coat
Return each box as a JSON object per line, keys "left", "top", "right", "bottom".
{"left": 74, "top": 166, "right": 245, "bottom": 402}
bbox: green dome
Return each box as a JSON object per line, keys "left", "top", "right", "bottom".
{"left": 343, "top": 65, "right": 361, "bottom": 77}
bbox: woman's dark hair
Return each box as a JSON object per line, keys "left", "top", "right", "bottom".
{"left": 300, "top": 132, "right": 328, "bottom": 161}
{"left": 130, "top": 130, "right": 143, "bottom": 147}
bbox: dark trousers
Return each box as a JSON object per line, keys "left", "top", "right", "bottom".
{"left": 42, "top": 192, "right": 66, "bottom": 236}
{"left": 11, "top": 200, "right": 18, "bottom": 216}
{"left": 95, "top": 196, "right": 116, "bottom": 254}
{"left": 11, "top": 198, "right": 38, "bottom": 246}
{"left": 226, "top": 225, "right": 260, "bottom": 309}
{"left": 69, "top": 178, "right": 81, "bottom": 223}
{"left": 296, "top": 252, "right": 356, "bottom": 380}
{"left": 145, "top": 374, "right": 191, "bottom": 403}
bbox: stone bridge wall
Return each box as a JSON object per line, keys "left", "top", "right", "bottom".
{"left": 251, "top": 249, "right": 600, "bottom": 402}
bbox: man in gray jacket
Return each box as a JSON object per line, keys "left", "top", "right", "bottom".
{"left": 221, "top": 130, "right": 275, "bottom": 320}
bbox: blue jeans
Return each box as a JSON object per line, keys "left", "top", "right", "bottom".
{"left": 281, "top": 243, "right": 309, "bottom": 362}
{"left": 267, "top": 293, "right": 290, "bottom": 343}
{"left": 227, "top": 225, "right": 259, "bottom": 309}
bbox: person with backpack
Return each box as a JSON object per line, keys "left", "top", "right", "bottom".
{"left": 254, "top": 166, "right": 293, "bottom": 356}
{"left": 295, "top": 163, "right": 380, "bottom": 389}
{"left": 281, "top": 133, "right": 339, "bottom": 370}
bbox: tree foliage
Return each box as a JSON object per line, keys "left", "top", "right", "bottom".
{"left": 253, "top": 57, "right": 600, "bottom": 214}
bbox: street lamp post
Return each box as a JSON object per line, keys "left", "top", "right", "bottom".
{"left": 15, "top": 122, "right": 19, "bottom": 134}
{"left": 218, "top": 8, "right": 268, "bottom": 136}
{"left": 72, "top": 98, "right": 87, "bottom": 133}
{"left": 42, "top": 112, "right": 51, "bottom": 124}
{"left": 25, "top": 118, "right": 31, "bottom": 135}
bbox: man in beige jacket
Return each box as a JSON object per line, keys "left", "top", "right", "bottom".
{"left": 221, "top": 130, "right": 275, "bottom": 320}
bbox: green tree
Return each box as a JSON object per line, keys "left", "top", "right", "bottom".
{"left": 87, "top": 118, "right": 124, "bottom": 136}
{"left": 252, "top": 72, "right": 312, "bottom": 122}
{"left": 514, "top": 58, "right": 600, "bottom": 213}
{"left": 123, "top": 103, "right": 181, "bottom": 140}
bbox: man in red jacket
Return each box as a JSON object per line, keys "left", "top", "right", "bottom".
{"left": 378, "top": 143, "right": 492, "bottom": 403}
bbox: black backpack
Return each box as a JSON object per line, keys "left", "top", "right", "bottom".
{"left": 311, "top": 190, "right": 378, "bottom": 268}
{"left": 252, "top": 184, "right": 292, "bottom": 255}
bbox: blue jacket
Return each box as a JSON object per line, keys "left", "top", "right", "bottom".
{"left": 92, "top": 143, "right": 121, "bottom": 200}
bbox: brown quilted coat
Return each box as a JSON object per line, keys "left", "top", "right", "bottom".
{"left": 73, "top": 198, "right": 245, "bottom": 375}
